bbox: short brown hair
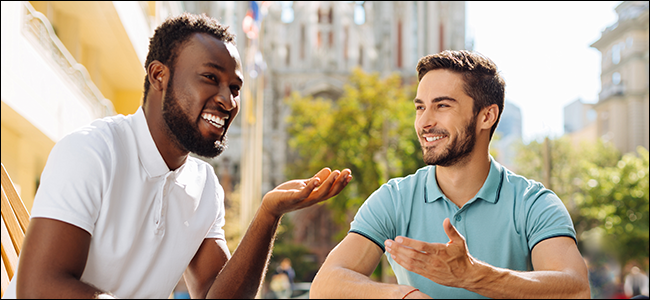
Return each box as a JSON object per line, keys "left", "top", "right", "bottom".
{"left": 416, "top": 50, "right": 505, "bottom": 139}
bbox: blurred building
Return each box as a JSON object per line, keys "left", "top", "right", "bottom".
{"left": 493, "top": 100, "right": 523, "bottom": 171}
{"left": 184, "top": 1, "right": 467, "bottom": 266}
{"left": 1, "top": 1, "right": 182, "bottom": 209}
{"left": 259, "top": 1, "right": 466, "bottom": 265}
{"left": 563, "top": 98, "right": 598, "bottom": 146}
{"left": 590, "top": 0, "right": 649, "bottom": 154}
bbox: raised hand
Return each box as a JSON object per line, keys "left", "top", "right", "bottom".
{"left": 384, "top": 218, "right": 477, "bottom": 289}
{"left": 260, "top": 167, "right": 352, "bottom": 218}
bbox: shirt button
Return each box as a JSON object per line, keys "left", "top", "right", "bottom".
{"left": 455, "top": 215, "right": 462, "bottom": 222}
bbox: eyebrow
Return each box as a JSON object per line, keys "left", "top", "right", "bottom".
{"left": 413, "top": 96, "right": 458, "bottom": 104}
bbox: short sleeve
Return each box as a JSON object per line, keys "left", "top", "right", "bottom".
{"left": 349, "top": 183, "right": 399, "bottom": 252}
{"left": 525, "top": 190, "right": 577, "bottom": 250}
{"left": 204, "top": 172, "right": 226, "bottom": 240}
{"left": 30, "top": 126, "right": 112, "bottom": 235}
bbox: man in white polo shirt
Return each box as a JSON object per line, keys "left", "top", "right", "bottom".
{"left": 5, "top": 13, "right": 352, "bottom": 299}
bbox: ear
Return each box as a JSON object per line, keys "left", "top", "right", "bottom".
{"left": 147, "top": 60, "right": 169, "bottom": 92}
{"left": 479, "top": 104, "right": 499, "bottom": 131}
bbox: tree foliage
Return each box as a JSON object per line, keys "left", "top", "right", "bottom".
{"left": 285, "top": 68, "right": 423, "bottom": 239}
{"left": 514, "top": 137, "right": 649, "bottom": 268}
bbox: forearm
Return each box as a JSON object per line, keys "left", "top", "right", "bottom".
{"left": 311, "top": 265, "right": 413, "bottom": 298}
{"left": 17, "top": 273, "right": 112, "bottom": 299}
{"left": 466, "top": 260, "right": 591, "bottom": 299}
{"left": 205, "top": 207, "right": 281, "bottom": 299}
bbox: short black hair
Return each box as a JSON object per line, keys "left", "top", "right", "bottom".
{"left": 142, "top": 12, "right": 236, "bottom": 103}
{"left": 416, "top": 50, "right": 505, "bottom": 140}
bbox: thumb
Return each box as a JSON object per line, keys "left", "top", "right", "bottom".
{"left": 443, "top": 218, "right": 464, "bottom": 244}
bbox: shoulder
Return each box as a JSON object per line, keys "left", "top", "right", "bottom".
{"left": 57, "top": 113, "right": 131, "bottom": 150}
{"left": 382, "top": 165, "right": 432, "bottom": 192}
{"left": 501, "top": 165, "right": 557, "bottom": 202}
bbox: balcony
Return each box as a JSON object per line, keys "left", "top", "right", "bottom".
{"left": 598, "top": 82, "right": 626, "bottom": 102}
{"left": 1, "top": 1, "right": 115, "bottom": 142}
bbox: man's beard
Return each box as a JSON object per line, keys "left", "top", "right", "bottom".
{"left": 162, "top": 74, "right": 227, "bottom": 158}
{"left": 421, "top": 116, "right": 477, "bottom": 167}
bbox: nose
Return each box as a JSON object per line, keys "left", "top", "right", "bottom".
{"left": 216, "top": 84, "right": 237, "bottom": 112}
{"left": 415, "top": 109, "right": 435, "bottom": 132}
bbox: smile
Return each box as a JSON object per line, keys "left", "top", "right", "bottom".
{"left": 201, "top": 112, "right": 228, "bottom": 129}
{"left": 425, "top": 135, "right": 445, "bottom": 142}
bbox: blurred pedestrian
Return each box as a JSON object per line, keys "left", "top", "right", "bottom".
{"left": 624, "top": 266, "right": 649, "bottom": 298}
{"left": 270, "top": 258, "right": 296, "bottom": 298}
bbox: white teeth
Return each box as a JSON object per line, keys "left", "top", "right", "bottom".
{"left": 425, "top": 136, "right": 444, "bottom": 142}
{"left": 201, "top": 113, "right": 226, "bottom": 128}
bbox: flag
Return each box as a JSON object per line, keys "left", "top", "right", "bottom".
{"left": 242, "top": 1, "right": 260, "bottom": 39}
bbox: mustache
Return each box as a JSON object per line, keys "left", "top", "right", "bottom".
{"left": 419, "top": 127, "right": 449, "bottom": 137}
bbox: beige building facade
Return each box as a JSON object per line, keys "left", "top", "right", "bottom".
{"left": 590, "top": 1, "right": 649, "bottom": 154}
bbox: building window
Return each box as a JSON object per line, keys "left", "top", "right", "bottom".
{"left": 612, "top": 44, "right": 621, "bottom": 64}
{"left": 612, "top": 72, "right": 621, "bottom": 85}
{"left": 397, "top": 21, "right": 402, "bottom": 68}
{"left": 300, "top": 25, "right": 305, "bottom": 60}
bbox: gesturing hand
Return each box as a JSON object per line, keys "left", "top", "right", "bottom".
{"left": 260, "top": 167, "right": 352, "bottom": 218}
{"left": 384, "top": 218, "right": 478, "bottom": 289}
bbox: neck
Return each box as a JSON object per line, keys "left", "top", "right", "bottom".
{"left": 143, "top": 98, "right": 189, "bottom": 171}
{"left": 435, "top": 145, "right": 491, "bottom": 208}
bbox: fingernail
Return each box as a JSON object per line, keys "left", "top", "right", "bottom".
{"left": 395, "top": 237, "right": 403, "bottom": 243}
{"left": 385, "top": 240, "right": 392, "bottom": 248}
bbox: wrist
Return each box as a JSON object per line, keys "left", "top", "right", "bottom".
{"left": 463, "top": 257, "right": 497, "bottom": 291}
{"left": 395, "top": 285, "right": 417, "bottom": 299}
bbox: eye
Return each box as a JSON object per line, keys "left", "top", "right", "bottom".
{"left": 415, "top": 105, "right": 425, "bottom": 111}
{"left": 204, "top": 74, "right": 217, "bottom": 82}
{"left": 437, "top": 103, "right": 450, "bottom": 108}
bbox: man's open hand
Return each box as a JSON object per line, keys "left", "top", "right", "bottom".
{"left": 384, "top": 218, "right": 478, "bottom": 289}
{"left": 260, "top": 167, "right": 352, "bottom": 218}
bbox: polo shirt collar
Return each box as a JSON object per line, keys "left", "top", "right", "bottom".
{"left": 132, "top": 107, "right": 171, "bottom": 178}
{"left": 425, "top": 156, "right": 504, "bottom": 204}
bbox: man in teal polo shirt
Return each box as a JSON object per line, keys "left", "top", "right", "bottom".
{"left": 310, "top": 50, "right": 591, "bottom": 299}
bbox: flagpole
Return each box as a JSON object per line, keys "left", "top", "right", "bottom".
{"left": 239, "top": 1, "right": 265, "bottom": 250}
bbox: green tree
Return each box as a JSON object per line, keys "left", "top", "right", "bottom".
{"left": 285, "top": 67, "right": 423, "bottom": 240}
{"left": 574, "top": 146, "right": 649, "bottom": 267}
{"left": 515, "top": 138, "right": 648, "bottom": 270}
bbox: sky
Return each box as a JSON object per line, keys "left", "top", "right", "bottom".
{"left": 466, "top": 1, "right": 622, "bottom": 143}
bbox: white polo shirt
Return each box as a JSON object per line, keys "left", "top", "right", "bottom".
{"left": 4, "top": 107, "right": 226, "bottom": 299}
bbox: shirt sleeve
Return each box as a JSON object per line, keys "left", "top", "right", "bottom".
{"left": 30, "top": 126, "right": 113, "bottom": 235}
{"left": 349, "top": 183, "right": 399, "bottom": 252}
{"left": 204, "top": 171, "right": 226, "bottom": 240}
{"left": 525, "top": 189, "right": 577, "bottom": 250}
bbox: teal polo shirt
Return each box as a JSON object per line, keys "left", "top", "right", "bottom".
{"left": 349, "top": 157, "right": 576, "bottom": 299}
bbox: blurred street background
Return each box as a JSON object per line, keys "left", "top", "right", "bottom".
{"left": 1, "top": 1, "right": 648, "bottom": 299}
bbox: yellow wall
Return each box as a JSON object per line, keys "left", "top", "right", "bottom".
{"left": 1, "top": 102, "right": 55, "bottom": 211}
{"left": 115, "top": 89, "right": 144, "bottom": 116}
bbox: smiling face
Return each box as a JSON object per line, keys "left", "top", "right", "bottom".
{"left": 161, "top": 33, "right": 243, "bottom": 158}
{"left": 414, "top": 69, "right": 478, "bottom": 167}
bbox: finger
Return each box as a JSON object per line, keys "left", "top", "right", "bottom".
{"left": 313, "top": 167, "right": 332, "bottom": 183}
{"left": 292, "top": 176, "right": 321, "bottom": 201}
{"left": 313, "top": 169, "right": 340, "bottom": 196}
{"left": 323, "top": 169, "right": 352, "bottom": 198}
{"left": 443, "top": 218, "right": 465, "bottom": 244}
{"left": 392, "top": 236, "right": 429, "bottom": 253}
{"left": 385, "top": 239, "right": 430, "bottom": 272}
